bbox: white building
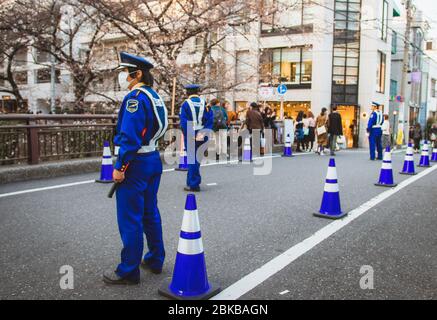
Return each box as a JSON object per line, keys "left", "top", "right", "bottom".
{"left": 210, "top": 0, "right": 401, "bottom": 148}
{"left": 390, "top": 3, "right": 437, "bottom": 141}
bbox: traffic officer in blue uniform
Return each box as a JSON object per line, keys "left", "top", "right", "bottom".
{"left": 179, "top": 84, "right": 213, "bottom": 192}
{"left": 367, "top": 102, "right": 384, "bottom": 161}
{"left": 103, "top": 52, "right": 168, "bottom": 285}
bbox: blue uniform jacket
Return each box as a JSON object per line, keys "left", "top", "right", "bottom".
{"left": 179, "top": 96, "right": 214, "bottom": 137}
{"left": 367, "top": 111, "right": 384, "bottom": 133}
{"left": 114, "top": 86, "right": 163, "bottom": 171}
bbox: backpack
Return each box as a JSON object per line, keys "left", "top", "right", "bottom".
{"left": 213, "top": 107, "right": 227, "bottom": 131}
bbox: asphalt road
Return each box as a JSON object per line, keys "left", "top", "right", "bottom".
{"left": 0, "top": 150, "right": 435, "bottom": 300}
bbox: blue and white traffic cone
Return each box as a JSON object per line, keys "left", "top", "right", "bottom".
{"left": 159, "top": 194, "right": 221, "bottom": 300}
{"left": 400, "top": 143, "right": 417, "bottom": 175}
{"left": 375, "top": 146, "right": 397, "bottom": 187}
{"left": 242, "top": 137, "right": 252, "bottom": 163}
{"left": 282, "top": 134, "right": 293, "bottom": 157}
{"left": 431, "top": 146, "right": 437, "bottom": 162}
{"left": 314, "top": 158, "right": 347, "bottom": 220}
{"left": 418, "top": 141, "right": 431, "bottom": 167}
{"left": 96, "top": 141, "right": 113, "bottom": 183}
{"left": 175, "top": 135, "right": 188, "bottom": 172}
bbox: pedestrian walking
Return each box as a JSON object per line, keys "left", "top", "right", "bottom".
{"left": 295, "top": 111, "right": 305, "bottom": 152}
{"left": 381, "top": 114, "right": 391, "bottom": 150}
{"left": 367, "top": 102, "right": 384, "bottom": 160}
{"left": 327, "top": 106, "right": 343, "bottom": 156}
{"left": 211, "top": 99, "right": 228, "bottom": 159}
{"left": 223, "top": 101, "right": 237, "bottom": 127}
{"left": 316, "top": 108, "right": 328, "bottom": 155}
{"left": 104, "top": 52, "right": 168, "bottom": 285}
{"left": 244, "top": 102, "right": 264, "bottom": 157}
{"left": 180, "top": 84, "right": 214, "bottom": 192}
{"left": 430, "top": 123, "right": 437, "bottom": 148}
{"left": 302, "top": 113, "right": 310, "bottom": 151}
{"left": 413, "top": 123, "right": 422, "bottom": 153}
{"left": 307, "top": 111, "right": 316, "bottom": 152}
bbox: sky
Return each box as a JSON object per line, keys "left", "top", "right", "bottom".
{"left": 414, "top": 0, "right": 437, "bottom": 39}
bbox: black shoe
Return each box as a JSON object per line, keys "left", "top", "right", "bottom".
{"left": 141, "top": 260, "right": 162, "bottom": 275}
{"left": 184, "top": 186, "right": 201, "bottom": 192}
{"left": 103, "top": 270, "right": 140, "bottom": 285}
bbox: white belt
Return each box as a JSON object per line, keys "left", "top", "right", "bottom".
{"left": 138, "top": 145, "right": 156, "bottom": 154}
{"left": 372, "top": 125, "right": 382, "bottom": 129}
{"left": 194, "top": 125, "right": 204, "bottom": 131}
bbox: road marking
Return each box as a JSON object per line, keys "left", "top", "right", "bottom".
{"left": 211, "top": 164, "right": 437, "bottom": 300}
{"left": 207, "top": 183, "right": 218, "bottom": 186}
{"left": 0, "top": 180, "right": 96, "bottom": 199}
{"left": 279, "top": 290, "right": 290, "bottom": 295}
{"left": 0, "top": 154, "right": 285, "bottom": 198}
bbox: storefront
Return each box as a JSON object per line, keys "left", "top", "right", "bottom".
{"left": 263, "top": 101, "right": 311, "bottom": 120}
{"left": 334, "top": 104, "right": 360, "bottom": 149}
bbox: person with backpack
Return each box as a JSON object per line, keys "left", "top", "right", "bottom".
{"left": 210, "top": 99, "right": 228, "bottom": 159}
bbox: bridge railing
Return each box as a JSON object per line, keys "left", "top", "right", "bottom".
{"left": 0, "top": 115, "right": 283, "bottom": 166}
{"left": 0, "top": 114, "right": 179, "bottom": 165}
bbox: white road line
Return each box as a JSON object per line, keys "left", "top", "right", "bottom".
{"left": 211, "top": 164, "right": 437, "bottom": 300}
{"left": 279, "top": 290, "right": 290, "bottom": 295}
{"left": 207, "top": 183, "right": 218, "bottom": 186}
{"left": 0, "top": 154, "right": 284, "bottom": 198}
{"left": 0, "top": 180, "right": 96, "bottom": 199}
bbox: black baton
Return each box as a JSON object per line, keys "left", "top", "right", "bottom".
{"left": 108, "top": 182, "right": 119, "bottom": 199}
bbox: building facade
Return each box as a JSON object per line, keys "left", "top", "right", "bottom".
{"left": 4, "top": 0, "right": 432, "bottom": 148}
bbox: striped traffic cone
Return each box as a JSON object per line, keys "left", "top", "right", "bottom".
{"left": 400, "top": 143, "right": 417, "bottom": 175}
{"left": 418, "top": 141, "right": 431, "bottom": 167}
{"left": 375, "top": 146, "right": 397, "bottom": 187}
{"left": 314, "top": 158, "right": 347, "bottom": 220}
{"left": 241, "top": 137, "right": 252, "bottom": 163}
{"left": 159, "top": 194, "right": 220, "bottom": 300}
{"left": 96, "top": 141, "right": 113, "bottom": 183}
{"left": 282, "top": 134, "right": 293, "bottom": 157}
{"left": 431, "top": 146, "right": 437, "bottom": 162}
{"left": 175, "top": 135, "right": 188, "bottom": 172}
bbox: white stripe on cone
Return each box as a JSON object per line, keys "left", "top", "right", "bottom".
{"left": 244, "top": 138, "right": 251, "bottom": 151}
{"left": 181, "top": 210, "right": 201, "bottom": 233}
{"left": 103, "top": 147, "right": 112, "bottom": 157}
{"left": 381, "top": 162, "right": 392, "bottom": 170}
{"left": 324, "top": 183, "right": 339, "bottom": 193}
{"left": 326, "top": 167, "right": 337, "bottom": 180}
{"left": 177, "top": 238, "right": 204, "bottom": 255}
{"left": 102, "top": 158, "right": 113, "bottom": 165}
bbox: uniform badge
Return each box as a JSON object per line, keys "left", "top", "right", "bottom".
{"left": 126, "top": 100, "right": 139, "bottom": 113}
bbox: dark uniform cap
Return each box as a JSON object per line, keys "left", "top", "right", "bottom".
{"left": 117, "top": 52, "right": 154, "bottom": 71}
{"left": 184, "top": 84, "right": 202, "bottom": 90}
{"left": 372, "top": 101, "right": 381, "bottom": 107}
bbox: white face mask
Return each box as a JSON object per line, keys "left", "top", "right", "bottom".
{"left": 118, "top": 71, "right": 131, "bottom": 91}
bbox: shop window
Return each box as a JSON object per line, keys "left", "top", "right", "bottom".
{"left": 260, "top": 47, "right": 312, "bottom": 87}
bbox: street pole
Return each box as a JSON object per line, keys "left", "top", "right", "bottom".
{"left": 400, "top": 0, "right": 412, "bottom": 145}
{"left": 171, "top": 77, "right": 176, "bottom": 117}
{"left": 50, "top": 14, "right": 56, "bottom": 114}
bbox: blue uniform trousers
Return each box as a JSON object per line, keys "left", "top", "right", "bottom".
{"left": 369, "top": 128, "right": 383, "bottom": 160}
{"left": 186, "top": 139, "right": 204, "bottom": 189}
{"left": 115, "top": 152, "right": 165, "bottom": 280}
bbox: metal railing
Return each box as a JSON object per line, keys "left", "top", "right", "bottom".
{"left": 0, "top": 114, "right": 283, "bottom": 166}
{"left": 0, "top": 114, "right": 179, "bottom": 165}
